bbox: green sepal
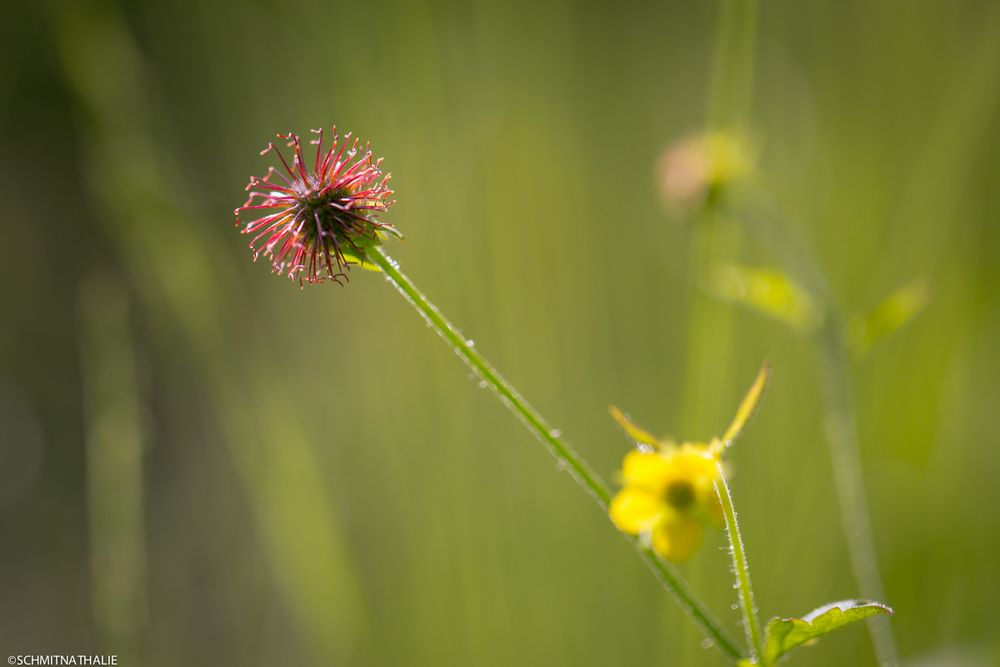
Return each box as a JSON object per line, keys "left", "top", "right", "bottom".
{"left": 343, "top": 226, "right": 403, "bottom": 273}
{"left": 379, "top": 225, "right": 404, "bottom": 242}
{"left": 764, "top": 599, "right": 892, "bottom": 664}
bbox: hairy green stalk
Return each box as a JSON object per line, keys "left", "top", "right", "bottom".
{"left": 714, "top": 462, "right": 765, "bottom": 665}
{"left": 366, "top": 245, "right": 743, "bottom": 662}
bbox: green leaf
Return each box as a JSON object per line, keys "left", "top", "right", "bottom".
{"left": 850, "top": 277, "right": 930, "bottom": 355}
{"left": 765, "top": 600, "right": 892, "bottom": 664}
{"left": 707, "top": 263, "right": 823, "bottom": 334}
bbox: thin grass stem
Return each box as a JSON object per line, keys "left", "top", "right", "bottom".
{"left": 707, "top": 0, "right": 759, "bottom": 133}
{"left": 366, "top": 245, "right": 743, "bottom": 662}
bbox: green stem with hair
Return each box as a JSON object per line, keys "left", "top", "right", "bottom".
{"left": 365, "top": 245, "right": 744, "bottom": 662}
{"left": 715, "top": 462, "right": 766, "bottom": 665}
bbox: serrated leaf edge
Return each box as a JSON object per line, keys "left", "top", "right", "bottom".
{"left": 764, "top": 599, "right": 892, "bottom": 664}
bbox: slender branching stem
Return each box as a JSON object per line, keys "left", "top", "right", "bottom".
{"left": 715, "top": 462, "right": 765, "bottom": 665}
{"left": 737, "top": 199, "right": 900, "bottom": 666}
{"left": 366, "top": 245, "right": 743, "bottom": 662}
{"left": 816, "top": 318, "right": 899, "bottom": 667}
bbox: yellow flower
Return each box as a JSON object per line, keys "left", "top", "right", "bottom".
{"left": 609, "top": 443, "right": 723, "bottom": 561}
{"left": 608, "top": 363, "right": 769, "bottom": 562}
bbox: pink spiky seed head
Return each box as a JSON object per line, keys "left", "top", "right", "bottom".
{"left": 235, "top": 127, "right": 398, "bottom": 286}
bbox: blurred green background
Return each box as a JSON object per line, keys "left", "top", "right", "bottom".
{"left": 2, "top": 0, "right": 1000, "bottom": 665}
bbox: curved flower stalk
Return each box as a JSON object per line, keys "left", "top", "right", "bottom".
{"left": 235, "top": 128, "right": 892, "bottom": 666}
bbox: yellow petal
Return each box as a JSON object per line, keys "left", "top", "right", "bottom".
{"left": 651, "top": 513, "right": 704, "bottom": 562}
{"left": 609, "top": 487, "right": 664, "bottom": 534}
{"left": 621, "top": 449, "right": 672, "bottom": 489}
{"left": 672, "top": 444, "right": 721, "bottom": 488}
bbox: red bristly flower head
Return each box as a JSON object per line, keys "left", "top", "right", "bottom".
{"left": 235, "top": 127, "right": 397, "bottom": 286}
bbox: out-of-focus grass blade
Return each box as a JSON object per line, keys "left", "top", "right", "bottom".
{"left": 47, "top": 3, "right": 365, "bottom": 660}
{"left": 78, "top": 273, "right": 148, "bottom": 655}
